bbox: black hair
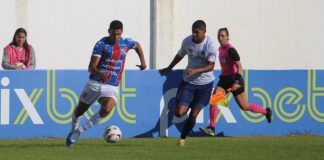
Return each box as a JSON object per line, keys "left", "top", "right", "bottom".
{"left": 192, "top": 20, "right": 206, "bottom": 30}
{"left": 10, "top": 28, "right": 30, "bottom": 65}
{"left": 109, "top": 20, "right": 123, "bottom": 30}
{"left": 218, "top": 28, "right": 229, "bottom": 37}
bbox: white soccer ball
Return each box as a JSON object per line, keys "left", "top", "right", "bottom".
{"left": 103, "top": 125, "right": 122, "bottom": 143}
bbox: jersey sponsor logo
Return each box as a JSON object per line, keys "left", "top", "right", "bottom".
{"left": 106, "top": 59, "right": 122, "bottom": 64}
{"left": 121, "top": 48, "right": 127, "bottom": 56}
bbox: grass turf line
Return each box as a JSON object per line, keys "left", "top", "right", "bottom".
{"left": 0, "top": 136, "right": 323, "bottom": 160}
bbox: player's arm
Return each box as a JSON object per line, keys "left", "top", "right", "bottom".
{"left": 88, "top": 56, "right": 106, "bottom": 80}
{"left": 159, "top": 54, "right": 183, "bottom": 75}
{"left": 133, "top": 41, "right": 147, "bottom": 70}
{"left": 159, "top": 40, "right": 187, "bottom": 75}
{"left": 186, "top": 44, "right": 217, "bottom": 77}
{"left": 229, "top": 48, "right": 242, "bottom": 91}
{"left": 186, "top": 61, "right": 215, "bottom": 77}
{"left": 229, "top": 48, "right": 242, "bottom": 76}
{"left": 234, "top": 61, "right": 242, "bottom": 75}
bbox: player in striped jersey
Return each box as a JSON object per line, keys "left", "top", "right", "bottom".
{"left": 66, "top": 20, "right": 146, "bottom": 147}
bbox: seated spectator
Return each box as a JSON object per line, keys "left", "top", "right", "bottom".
{"left": 2, "top": 28, "right": 36, "bottom": 70}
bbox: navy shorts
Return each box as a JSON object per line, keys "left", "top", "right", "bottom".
{"left": 176, "top": 81, "right": 213, "bottom": 108}
{"left": 217, "top": 74, "right": 245, "bottom": 96}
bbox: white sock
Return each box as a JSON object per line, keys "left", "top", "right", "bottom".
{"left": 78, "top": 112, "right": 103, "bottom": 133}
{"left": 71, "top": 113, "right": 82, "bottom": 134}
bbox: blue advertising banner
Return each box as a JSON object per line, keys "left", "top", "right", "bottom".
{"left": 0, "top": 70, "right": 323, "bottom": 138}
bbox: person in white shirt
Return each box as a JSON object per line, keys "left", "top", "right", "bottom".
{"left": 159, "top": 20, "right": 218, "bottom": 147}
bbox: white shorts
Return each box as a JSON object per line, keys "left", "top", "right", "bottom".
{"left": 79, "top": 80, "right": 118, "bottom": 105}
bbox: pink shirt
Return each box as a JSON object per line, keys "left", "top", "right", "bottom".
{"left": 4, "top": 44, "right": 32, "bottom": 68}
{"left": 219, "top": 43, "right": 238, "bottom": 76}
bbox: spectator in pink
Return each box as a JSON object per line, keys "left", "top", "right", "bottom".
{"left": 2, "top": 28, "right": 36, "bottom": 70}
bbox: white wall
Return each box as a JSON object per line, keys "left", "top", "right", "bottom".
{"left": 1, "top": 0, "right": 324, "bottom": 70}
{"left": 0, "top": 0, "right": 16, "bottom": 55}
{"left": 156, "top": 0, "right": 324, "bottom": 69}
{"left": 0, "top": 0, "right": 150, "bottom": 69}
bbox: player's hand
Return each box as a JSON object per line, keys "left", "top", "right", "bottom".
{"left": 185, "top": 68, "right": 197, "bottom": 77}
{"left": 227, "top": 84, "right": 241, "bottom": 92}
{"left": 159, "top": 68, "right": 171, "bottom": 76}
{"left": 101, "top": 72, "right": 109, "bottom": 82}
{"left": 136, "top": 64, "right": 147, "bottom": 70}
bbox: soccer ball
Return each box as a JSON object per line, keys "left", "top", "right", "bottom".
{"left": 103, "top": 125, "right": 122, "bottom": 143}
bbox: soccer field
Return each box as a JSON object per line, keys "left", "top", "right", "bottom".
{"left": 0, "top": 136, "right": 323, "bottom": 160}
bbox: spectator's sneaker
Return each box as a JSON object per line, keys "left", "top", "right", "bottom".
{"left": 266, "top": 108, "right": 272, "bottom": 123}
{"left": 177, "top": 139, "right": 185, "bottom": 147}
{"left": 66, "top": 130, "right": 80, "bottom": 148}
{"left": 199, "top": 126, "right": 215, "bottom": 136}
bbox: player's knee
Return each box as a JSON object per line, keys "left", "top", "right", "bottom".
{"left": 74, "top": 102, "right": 91, "bottom": 117}
{"left": 99, "top": 106, "right": 114, "bottom": 117}
{"left": 99, "top": 109, "right": 110, "bottom": 117}
{"left": 174, "top": 112, "right": 183, "bottom": 117}
{"left": 189, "top": 114, "right": 198, "bottom": 121}
{"left": 239, "top": 105, "right": 249, "bottom": 111}
{"left": 174, "top": 111, "right": 186, "bottom": 117}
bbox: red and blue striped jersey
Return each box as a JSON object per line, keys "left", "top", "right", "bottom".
{"left": 89, "top": 37, "right": 136, "bottom": 86}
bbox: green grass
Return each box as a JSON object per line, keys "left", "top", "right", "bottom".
{"left": 0, "top": 136, "right": 323, "bottom": 160}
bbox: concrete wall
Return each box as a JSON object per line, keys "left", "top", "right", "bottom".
{"left": 0, "top": 0, "right": 150, "bottom": 69}
{"left": 1, "top": 0, "right": 324, "bottom": 69}
{"left": 156, "top": 0, "right": 324, "bottom": 70}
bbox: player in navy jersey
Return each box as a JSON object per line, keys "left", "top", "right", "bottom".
{"left": 66, "top": 20, "right": 146, "bottom": 147}
{"left": 160, "top": 20, "right": 218, "bottom": 147}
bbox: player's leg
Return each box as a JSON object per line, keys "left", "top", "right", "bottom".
{"left": 175, "top": 106, "right": 190, "bottom": 147}
{"left": 66, "top": 81, "right": 100, "bottom": 147}
{"left": 200, "top": 87, "right": 225, "bottom": 136}
{"left": 66, "top": 101, "right": 91, "bottom": 147}
{"left": 234, "top": 92, "right": 267, "bottom": 115}
{"left": 174, "top": 81, "right": 192, "bottom": 118}
{"left": 174, "top": 105, "right": 189, "bottom": 117}
{"left": 201, "top": 77, "right": 228, "bottom": 136}
{"left": 234, "top": 92, "right": 272, "bottom": 123}
{"left": 178, "top": 81, "right": 213, "bottom": 146}
{"left": 70, "top": 101, "right": 91, "bottom": 134}
{"left": 200, "top": 107, "right": 218, "bottom": 136}
{"left": 70, "top": 81, "right": 101, "bottom": 133}
{"left": 180, "top": 107, "right": 202, "bottom": 140}
{"left": 78, "top": 97, "right": 115, "bottom": 133}
{"left": 78, "top": 84, "right": 118, "bottom": 133}
{"left": 175, "top": 105, "right": 189, "bottom": 147}
{"left": 66, "top": 101, "right": 93, "bottom": 147}
{"left": 174, "top": 81, "right": 194, "bottom": 146}
{"left": 232, "top": 74, "right": 272, "bottom": 123}
{"left": 210, "top": 87, "right": 225, "bottom": 132}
